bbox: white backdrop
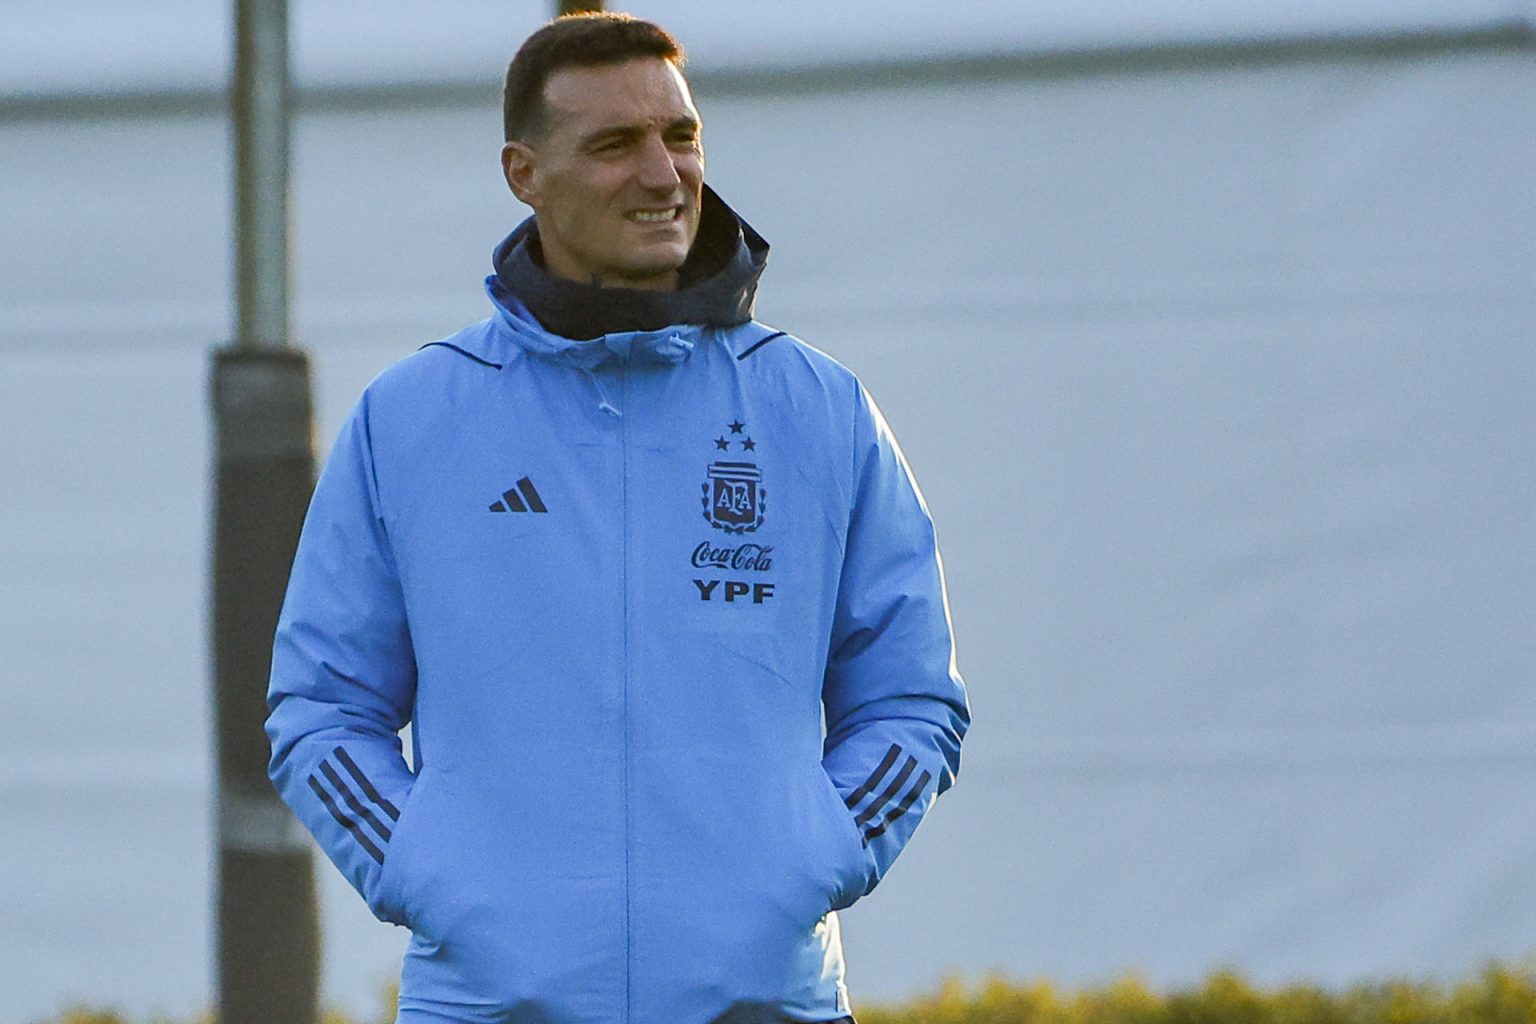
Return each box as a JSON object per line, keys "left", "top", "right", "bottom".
{"left": 1, "top": 35, "right": 1533, "bottom": 1024}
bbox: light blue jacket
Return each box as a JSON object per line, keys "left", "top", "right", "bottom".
{"left": 267, "top": 244, "right": 970, "bottom": 1023}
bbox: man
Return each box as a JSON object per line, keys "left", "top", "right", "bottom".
{"left": 266, "top": 13, "right": 969, "bottom": 1024}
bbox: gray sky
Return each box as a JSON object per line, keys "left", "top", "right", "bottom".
{"left": 3, "top": 0, "right": 1529, "bottom": 95}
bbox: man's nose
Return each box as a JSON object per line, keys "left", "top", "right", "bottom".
{"left": 635, "top": 135, "right": 682, "bottom": 191}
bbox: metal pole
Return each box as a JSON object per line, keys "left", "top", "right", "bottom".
{"left": 211, "top": 0, "right": 319, "bottom": 1021}
{"left": 557, "top": 0, "right": 605, "bottom": 14}
{"left": 234, "top": 0, "right": 291, "bottom": 350}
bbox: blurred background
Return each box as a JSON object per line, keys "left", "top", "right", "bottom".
{"left": 2, "top": 1, "right": 1534, "bottom": 1021}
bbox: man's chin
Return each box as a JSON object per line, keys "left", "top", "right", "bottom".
{"left": 606, "top": 249, "right": 691, "bottom": 289}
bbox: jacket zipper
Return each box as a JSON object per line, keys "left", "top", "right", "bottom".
{"left": 619, "top": 362, "right": 632, "bottom": 1024}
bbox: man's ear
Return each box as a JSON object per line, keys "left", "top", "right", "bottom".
{"left": 502, "top": 140, "right": 538, "bottom": 206}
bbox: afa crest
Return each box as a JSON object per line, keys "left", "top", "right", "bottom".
{"left": 702, "top": 421, "right": 766, "bottom": 533}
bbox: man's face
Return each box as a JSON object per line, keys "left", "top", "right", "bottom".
{"left": 502, "top": 58, "right": 705, "bottom": 292}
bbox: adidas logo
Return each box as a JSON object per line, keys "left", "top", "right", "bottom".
{"left": 489, "top": 477, "right": 548, "bottom": 514}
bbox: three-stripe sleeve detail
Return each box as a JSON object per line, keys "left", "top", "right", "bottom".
{"left": 308, "top": 747, "right": 401, "bottom": 863}
{"left": 862, "top": 769, "right": 932, "bottom": 842}
{"left": 839, "top": 744, "right": 936, "bottom": 846}
{"left": 843, "top": 743, "right": 902, "bottom": 810}
{"left": 319, "top": 760, "right": 393, "bottom": 842}
{"left": 333, "top": 746, "right": 400, "bottom": 821}
{"left": 854, "top": 754, "right": 918, "bottom": 828}
{"left": 308, "top": 775, "right": 385, "bottom": 864}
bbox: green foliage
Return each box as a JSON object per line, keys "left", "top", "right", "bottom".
{"left": 856, "top": 960, "right": 1536, "bottom": 1024}
{"left": 35, "top": 1012, "right": 127, "bottom": 1024}
{"left": 29, "top": 1012, "right": 193, "bottom": 1024}
{"left": 27, "top": 962, "right": 1536, "bottom": 1024}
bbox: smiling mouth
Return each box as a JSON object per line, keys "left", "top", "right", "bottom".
{"left": 626, "top": 207, "right": 681, "bottom": 224}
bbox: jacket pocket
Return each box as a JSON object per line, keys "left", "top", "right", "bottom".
{"left": 813, "top": 765, "right": 875, "bottom": 913}
{"left": 370, "top": 764, "right": 442, "bottom": 928}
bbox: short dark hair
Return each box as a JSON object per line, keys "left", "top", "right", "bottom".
{"left": 503, "top": 13, "right": 686, "bottom": 142}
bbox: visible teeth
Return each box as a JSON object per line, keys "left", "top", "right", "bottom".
{"left": 630, "top": 208, "right": 676, "bottom": 223}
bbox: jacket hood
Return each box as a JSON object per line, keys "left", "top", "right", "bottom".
{"left": 483, "top": 184, "right": 769, "bottom": 362}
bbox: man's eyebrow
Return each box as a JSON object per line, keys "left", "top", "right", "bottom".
{"left": 579, "top": 116, "right": 700, "bottom": 148}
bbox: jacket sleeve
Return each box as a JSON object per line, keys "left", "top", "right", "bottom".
{"left": 821, "top": 382, "right": 971, "bottom": 901}
{"left": 265, "top": 390, "right": 416, "bottom": 924}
